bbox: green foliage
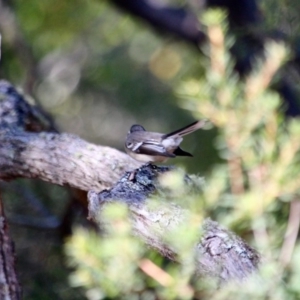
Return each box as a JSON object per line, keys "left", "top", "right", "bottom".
{"left": 66, "top": 204, "right": 144, "bottom": 299}
{"left": 66, "top": 203, "right": 200, "bottom": 299}
{"left": 65, "top": 10, "right": 300, "bottom": 299}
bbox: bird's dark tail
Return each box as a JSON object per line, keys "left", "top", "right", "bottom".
{"left": 173, "top": 147, "right": 193, "bottom": 157}
{"left": 162, "top": 120, "right": 206, "bottom": 138}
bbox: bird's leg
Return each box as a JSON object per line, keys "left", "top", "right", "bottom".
{"left": 144, "top": 162, "right": 153, "bottom": 168}
{"left": 128, "top": 169, "right": 137, "bottom": 181}
{"left": 128, "top": 162, "right": 153, "bottom": 181}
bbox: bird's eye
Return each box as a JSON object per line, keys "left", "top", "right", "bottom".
{"left": 127, "top": 142, "right": 133, "bottom": 148}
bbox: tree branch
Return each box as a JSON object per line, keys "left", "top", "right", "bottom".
{"left": 111, "top": 0, "right": 206, "bottom": 46}
{"left": 0, "top": 80, "right": 140, "bottom": 190}
{"left": 0, "top": 130, "right": 139, "bottom": 191}
{"left": 88, "top": 164, "right": 260, "bottom": 282}
{"left": 0, "top": 193, "right": 21, "bottom": 300}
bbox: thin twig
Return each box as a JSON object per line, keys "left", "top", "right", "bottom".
{"left": 279, "top": 199, "right": 300, "bottom": 267}
{"left": 228, "top": 155, "right": 244, "bottom": 195}
{"left": 139, "top": 259, "right": 173, "bottom": 286}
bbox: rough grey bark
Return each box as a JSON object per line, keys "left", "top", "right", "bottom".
{"left": 0, "top": 195, "right": 21, "bottom": 300}
{"left": 88, "top": 164, "right": 260, "bottom": 282}
{"left": 0, "top": 130, "right": 140, "bottom": 191}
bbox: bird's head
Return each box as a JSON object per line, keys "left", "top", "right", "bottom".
{"left": 129, "top": 124, "right": 146, "bottom": 133}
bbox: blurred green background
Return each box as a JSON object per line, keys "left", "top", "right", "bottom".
{"left": 1, "top": 0, "right": 300, "bottom": 299}
{"left": 1, "top": 0, "right": 218, "bottom": 175}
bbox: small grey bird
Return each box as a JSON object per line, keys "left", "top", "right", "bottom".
{"left": 125, "top": 120, "right": 206, "bottom": 163}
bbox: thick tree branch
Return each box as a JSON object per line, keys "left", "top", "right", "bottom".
{"left": 0, "top": 193, "right": 21, "bottom": 300}
{"left": 0, "top": 130, "right": 139, "bottom": 191}
{"left": 111, "top": 0, "right": 206, "bottom": 46}
{"left": 88, "top": 164, "right": 260, "bottom": 282}
{"left": 0, "top": 80, "right": 140, "bottom": 190}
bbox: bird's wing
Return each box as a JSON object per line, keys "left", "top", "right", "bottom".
{"left": 135, "top": 140, "right": 175, "bottom": 157}
{"left": 131, "top": 141, "right": 143, "bottom": 152}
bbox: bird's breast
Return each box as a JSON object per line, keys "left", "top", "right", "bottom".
{"left": 126, "top": 150, "right": 169, "bottom": 163}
